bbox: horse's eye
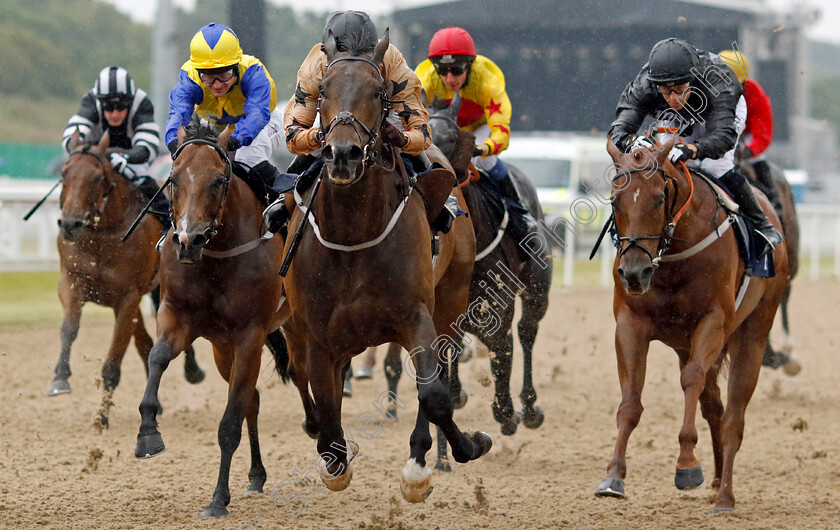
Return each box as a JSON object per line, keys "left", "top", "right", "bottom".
{"left": 655, "top": 196, "right": 665, "bottom": 207}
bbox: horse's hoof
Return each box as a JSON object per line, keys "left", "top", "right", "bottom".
{"left": 783, "top": 358, "right": 802, "bottom": 376}
{"left": 47, "top": 379, "right": 71, "bottom": 396}
{"left": 320, "top": 462, "right": 353, "bottom": 491}
{"left": 594, "top": 477, "right": 626, "bottom": 498}
{"left": 451, "top": 388, "right": 468, "bottom": 409}
{"left": 184, "top": 366, "right": 205, "bottom": 385}
{"left": 675, "top": 465, "right": 705, "bottom": 490}
{"left": 434, "top": 459, "right": 451, "bottom": 472}
{"left": 401, "top": 460, "right": 433, "bottom": 502}
{"left": 521, "top": 405, "right": 545, "bottom": 429}
{"left": 713, "top": 507, "right": 734, "bottom": 515}
{"left": 98, "top": 412, "right": 110, "bottom": 430}
{"left": 135, "top": 432, "right": 166, "bottom": 459}
{"left": 500, "top": 414, "right": 520, "bottom": 436}
{"left": 384, "top": 407, "right": 398, "bottom": 421}
{"left": 301, "top": 418, "right": 319, "bottom": 440}
{"left": 244, "top": 485, "right": 263, "bottom": 496}
{"left": 459, "top": 342, "right": 474, "bottom": 363}
{"left": 343, "top": 379, "right": 353, "bottom": 398}
{"left": 201, "top": 503, "right": 229, "bottom": 518}
{"left": 468, "top": 431, "right": 493, "bottom": 458}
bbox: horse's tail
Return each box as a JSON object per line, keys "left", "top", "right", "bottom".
{"left": 265, "top": 328, "right": 291, "bottom": 383}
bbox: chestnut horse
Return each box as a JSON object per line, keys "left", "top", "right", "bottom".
{"left": 740, "top": 160, "right": 800, "bottom": 374}
{"left": 280, "top": 31, "right": 491, "bottom": 503}
{"left": 134, "top": 120, "right": 288, "bottom": 517}
{"left": 595, "top": 138, "right": 789, "bottom": 512}
{"left": 52, "top": 131, "right": 203, "bottom": 426}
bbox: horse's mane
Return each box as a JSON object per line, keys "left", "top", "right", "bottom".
{"left": 183, "top": 116, "right": 219, "bottom": 142}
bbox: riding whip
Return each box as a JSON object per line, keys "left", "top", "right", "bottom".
{"left": 278, "top": 176, "right": 322, "bottom": 277}
{"left": 122, "top": 177, "right": 170, "bottom": 241}
{"left": 22, "top": 179, "right": 62, "bottom": 221}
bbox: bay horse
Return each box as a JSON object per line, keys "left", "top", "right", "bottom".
{"left": 739, "top": 160, "right": 800, "bottom": 375}
{"left": 280, "top": 31, "right": 491, "bottom": 502}
{"left": 595, "top": 138, "right": 789, "bottom": 512}
{"left": 52, "top": 130, "right": 204, "bottom": 426}
{"left": 408, "top": 93, "right": 552, "bottom": 444}
{"left": 133, "top": 120, "right": 289, "bottom": 517}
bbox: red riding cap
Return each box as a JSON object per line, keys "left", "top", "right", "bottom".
{"left": 428, "top": 27, "right": 476, "bottom": 59}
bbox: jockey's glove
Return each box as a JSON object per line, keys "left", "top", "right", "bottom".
{"left": 668, "top": 143, "right": 696, "bottom": 164}
{"left": 109, "top": 152, "right": 137, "bottom": 179}
{"left": 472, "top": 144, "right": 489, "bottom": 157}
{"left": 167, "top": 139, "right": 178, "bottom": 157}
{"left": 381, "top": 122, "right": 407, "bottom": 148}
{"left": 630, "top": 135, "right": 656, "bottom": 151}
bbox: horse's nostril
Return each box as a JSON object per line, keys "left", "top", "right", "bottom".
{"left": 191, "top": 234, "right": 208, "bottom": 248}
{"left": 347, "top": 145, "right": 364, "bottom": 162}
{"left": 323, "top": 146, "right": 335, "bottom": 162}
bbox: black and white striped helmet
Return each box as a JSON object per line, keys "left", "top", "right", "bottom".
{"left": 93, "top": 66, "right": 136, "bottom": 101}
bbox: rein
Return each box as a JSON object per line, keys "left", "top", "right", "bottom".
{"left": 611, "top": 161, "right": 695, "bottom": 267}
{"left": 170, "top": 138, "right": 232, "bottom": 245}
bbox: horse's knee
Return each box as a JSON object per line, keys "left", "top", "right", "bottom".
{"left": 148, "top": 342, "right": 172, "bottom": 370}
{"left": 418, "top": 384, "right": 451, "bottom": 424}
{"left": 218, "top": 413, "right": 244, "bottom": 451}
{"left": 617, "top": 397, "right": 643, "bottom": 427}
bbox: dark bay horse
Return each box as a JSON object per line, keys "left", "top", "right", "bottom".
{"left": 595, "top": 138, "right": 789, "bottom": 512}
{"left": 280, "top": 31, "right": 491, "bottom": 502}
{"left": 52, "top": 130, "right": 203, "bottom": 426}
{"left": 134, "top": 121, "right": 289, "bottom": 517}
{"left": 417, "top": 92, "right": 553, "bottom": 440}
{"left": 740, "top": 160, "right": 800, "bottom": 375}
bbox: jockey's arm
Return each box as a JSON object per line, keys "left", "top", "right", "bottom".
{"left": 477, "top": 85, "right": 512, "bottom": 156}
{"left": 693, "top": 94, "right": 741, "bottom": 160}
{"left": 231, "top": 64, "right": 274, "bottom": 147}
{"left": 126, "top": 95, "right": 160, "bottom": 163}
{"left": 284, "top": 45, "right": 326, "bottom": 156}
{"left": 382, "top": 45, "right": 431, "bottom": 156}
{"left": 609, "top": 69, "right": 656, "bottom": 151}
{"left": 165, "top": 70, "right": 204, "bottom": 148}
{"left": 62, "top": 93, "right": 98, "bottom": 154}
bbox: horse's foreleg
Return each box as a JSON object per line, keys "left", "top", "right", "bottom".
{"left": 286, "top": 331, "right": 319, "bottom": 439}
{"left": 674, "top": 310, "right": 727, "bottom": 491}
{"left": 714, "top": 306, "right": 774, "bottom": 512}
{"left": 49, "top": 280, "right": 82, "bottom": 396}
{"left": 518, "top": 291, "right": 548, "bottom": 430}
{"left": 384, "top": 343, "right": 403, "bottom": 420}
{"left": 96, "top": 297, "right": 142, "bottom": 429}
{"left": 135, "top": 312, "right": 191, "bottom": 460}
{"left": 485, "top": 330, "right": 518, "bottom": 435}
{"left": 698, "top": 361, "right": 725, "bottom": 490}
{"left": 309, "top": 351, "right": 355, "bottom": 492}
{"left": 595, "top": 310, "right": 652, "bottom": 499}
{"left": 203, "top": 338, "right": 262, "bottom": 518}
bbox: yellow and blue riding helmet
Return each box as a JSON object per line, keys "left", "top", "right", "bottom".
{"left": 189, "top": 23, "right": 243, "bottom": 73}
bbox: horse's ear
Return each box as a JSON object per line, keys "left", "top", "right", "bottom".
{"left": 323, "top": 32, "right": 338, "bottom": 61}
{"left": 217, "top": 126, "right": 232, "bottom": 151}
{"left": 657, "top": 137, "right": 676, "bottom": 166}
{"left": 373, "top": 28, "right": 389, "bottom": 66}
{"left": 176, "top": 125, "right": 187, "bottom": 149}
{"left": 447, "top": 90, "right": 462, "bottom": 119}
{"left": 96, "top": 130, "right": 110, "bottom": 152}
{"left": 68, "top": 129, "right": 81, "bottom": 151}
{"left": 606, "top": 136, "right": 622, "bottom": 162}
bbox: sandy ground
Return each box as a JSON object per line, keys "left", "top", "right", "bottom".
{"left": 1, "top": 279, "right": 839, "bottom": 529}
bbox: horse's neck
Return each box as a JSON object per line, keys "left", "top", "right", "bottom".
{"left": 462, "top": 184, "right": 495, "bottom": 249}
{"left": 100, "top": 175, "right": 136, "bottom": 226}
{"left": 670, "top": 173, "right": 724, "bottom": 248}
{"left": 315, "top": 168, "right": 400, "bottom": 241}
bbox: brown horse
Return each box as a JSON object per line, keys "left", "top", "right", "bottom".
{"left": 280, "top": 31, "right": 491, "bottom": 502}
{"left": 595, "top": 138, "right": 789, "bottom": 512}
{"left": 51, "top": 130, "right": 204, "bottom": 426}
{"left": 133, "top": 120, "right": 288, "bottom": 517}
{"left": 739, "top": 160, "right": 800, "bottom": 374}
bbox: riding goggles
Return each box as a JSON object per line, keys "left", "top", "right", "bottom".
{"left": 101, "top": 98, "right": 130, "bottom": 112}
{"left": 435, "top": 63, "right": 467, "bottom": 77}
{"left": 656, "top": 83, "right": 691, "bottom": 96}
{"left": 199, "top": 68, "right": 237, "bottom": 86}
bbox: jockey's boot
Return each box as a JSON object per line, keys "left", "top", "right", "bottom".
{"left": 249, "top": 161, "right": 282, "bottom": 204}
{"left": 262, "top": 155, "right": 318, "bottom": 233}
{"left": 720, "top": 168, "right": 782, "bottom": 258}
{"left": 496, "top": 167, "right": 540, "bottom": 260}
{"left": 752, "top": 160, "right": 783, "bottom": 212}
{"left": 287, "top": 154, "right": 318, "bottom": 175}
{"left": 136, "top": 177, "right": 171, "bottom": 230}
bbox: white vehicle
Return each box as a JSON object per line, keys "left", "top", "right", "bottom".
{"left": 499, "top": 132, "right": 614, "bottom": 218}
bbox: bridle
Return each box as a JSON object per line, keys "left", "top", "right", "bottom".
{"left": 170, "top": 138, "right": 232, "bottom": 244}
{"left": 318, "top": 56, "right": 393, "bottom": 171}
{"left": 611, "top": 162, "right": 694, "bottom": 268}
{"left": 62, "top": 147, "right": 116, "bottom": 227}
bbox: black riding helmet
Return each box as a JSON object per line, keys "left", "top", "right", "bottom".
{"left": 647, "top": 38, "right": 700, "bottom": 86}
{"left": 322, "top": 10, "right": 378, "bottom": 52}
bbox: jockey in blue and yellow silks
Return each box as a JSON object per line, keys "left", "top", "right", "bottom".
{"left": 165, "top": 23, "right": 283, "bottom": 204}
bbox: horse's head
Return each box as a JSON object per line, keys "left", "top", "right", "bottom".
{"left": 58, "top": 130, "right": 117, "bottom": 240}
{"left": 318, "top": 29, "right": 391, "bottom": 185}
{"left": 427, "top": 92, "right": 462, "bottom": 160}
{"left": 168, "top": 121, "right": 232, "bottom": 264}
{"left": 607, "top": 137, "right": 685, "bottom": 295}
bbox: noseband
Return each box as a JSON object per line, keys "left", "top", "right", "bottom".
{"left": 64, "top": 148, "right": 115, "bottom": 227}
{"left": 611, "top": 163, "right": 694, "bottom": 268}
{"left": 318, "top": 56, "right": 392, "bottom": 170}
{"left": 170, "top": 138, "right": 232, "bottom": 243}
